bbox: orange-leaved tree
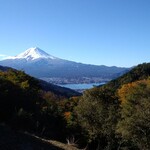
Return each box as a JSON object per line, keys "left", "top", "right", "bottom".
{"left": 117, "top": 78, "right": 150, "bottom": 150}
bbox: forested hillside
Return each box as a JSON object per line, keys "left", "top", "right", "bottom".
{"left": 0, "top": 69, "right": 66, "bottom": 138}
{"left": 0, "top": 68, "right": 81, "bottom": 148}
{"left": 73, "top": 63, "right": 150, "bottom": 149}
{"left": 0, "top": 63, "right": 150, "bottom": 150}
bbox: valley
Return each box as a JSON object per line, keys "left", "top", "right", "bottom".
{"left": 0, "top": 63, "right": 150, "bottom": 149}
{"left": 40, "top": 77, "right": 109, "bottom": 84}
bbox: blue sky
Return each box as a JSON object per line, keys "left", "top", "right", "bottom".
{"left": 0, "top": 0, "right": 150, "bottom": 67}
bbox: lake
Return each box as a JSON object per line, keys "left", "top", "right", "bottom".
{"left": 59, "top": 82, "right": 105, "bottom": 90}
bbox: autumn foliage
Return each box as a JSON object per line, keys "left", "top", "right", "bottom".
{"left": 1, "top": 63, "right": 150, "bottom": 149}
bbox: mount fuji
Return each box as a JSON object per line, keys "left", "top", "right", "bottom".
{"left": 7, "top": 47, "right": 58, "bottom": 61}
{"left": 0, "top": 47, "right": 129, "bottom": 84}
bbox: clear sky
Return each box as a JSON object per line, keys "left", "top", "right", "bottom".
{"left": 0, "top": 0, "right": 150, "bottom": 67}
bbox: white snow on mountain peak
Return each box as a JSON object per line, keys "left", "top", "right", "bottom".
{"left": 7, "top": 47, "right": 57, "bottom": 61}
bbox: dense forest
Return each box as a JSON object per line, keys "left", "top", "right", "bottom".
{"left": 0, "top": 63, "right": 150, "bottom": 150}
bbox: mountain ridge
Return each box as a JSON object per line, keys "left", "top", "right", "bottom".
{"left": 0, "top": 47, "right": 129, "bottom": 84}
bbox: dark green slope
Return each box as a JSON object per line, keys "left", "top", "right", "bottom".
{"left": 0, "top": 65, "right": 80, "bottom": 98}
{"left": 102, "top": 63, "right": 150, "bottom": 91}
{"left": 0, "top": 67, "right": 80, "bottom": 138}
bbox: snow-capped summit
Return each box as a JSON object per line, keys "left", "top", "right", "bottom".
{"left": 8, "top": 47, "right": 57, "bottom": 61}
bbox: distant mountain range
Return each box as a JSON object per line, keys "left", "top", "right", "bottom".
{"left": 0, "top": 47, "right": 129, "bottom": 84}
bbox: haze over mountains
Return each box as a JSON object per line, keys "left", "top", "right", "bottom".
{"left": 0, "top": 47, "right": 129, "bottom": 84}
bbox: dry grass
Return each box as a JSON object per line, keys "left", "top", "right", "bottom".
{"left": 0, "top": 124, "right": 81, "bottom": 150}
{"left": 25, "top": 133, "right": 80, "bottom": 150}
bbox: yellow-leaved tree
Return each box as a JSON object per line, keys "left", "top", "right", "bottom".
{"left": 117, "top": 78, "right": 150, "bottom": 150}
